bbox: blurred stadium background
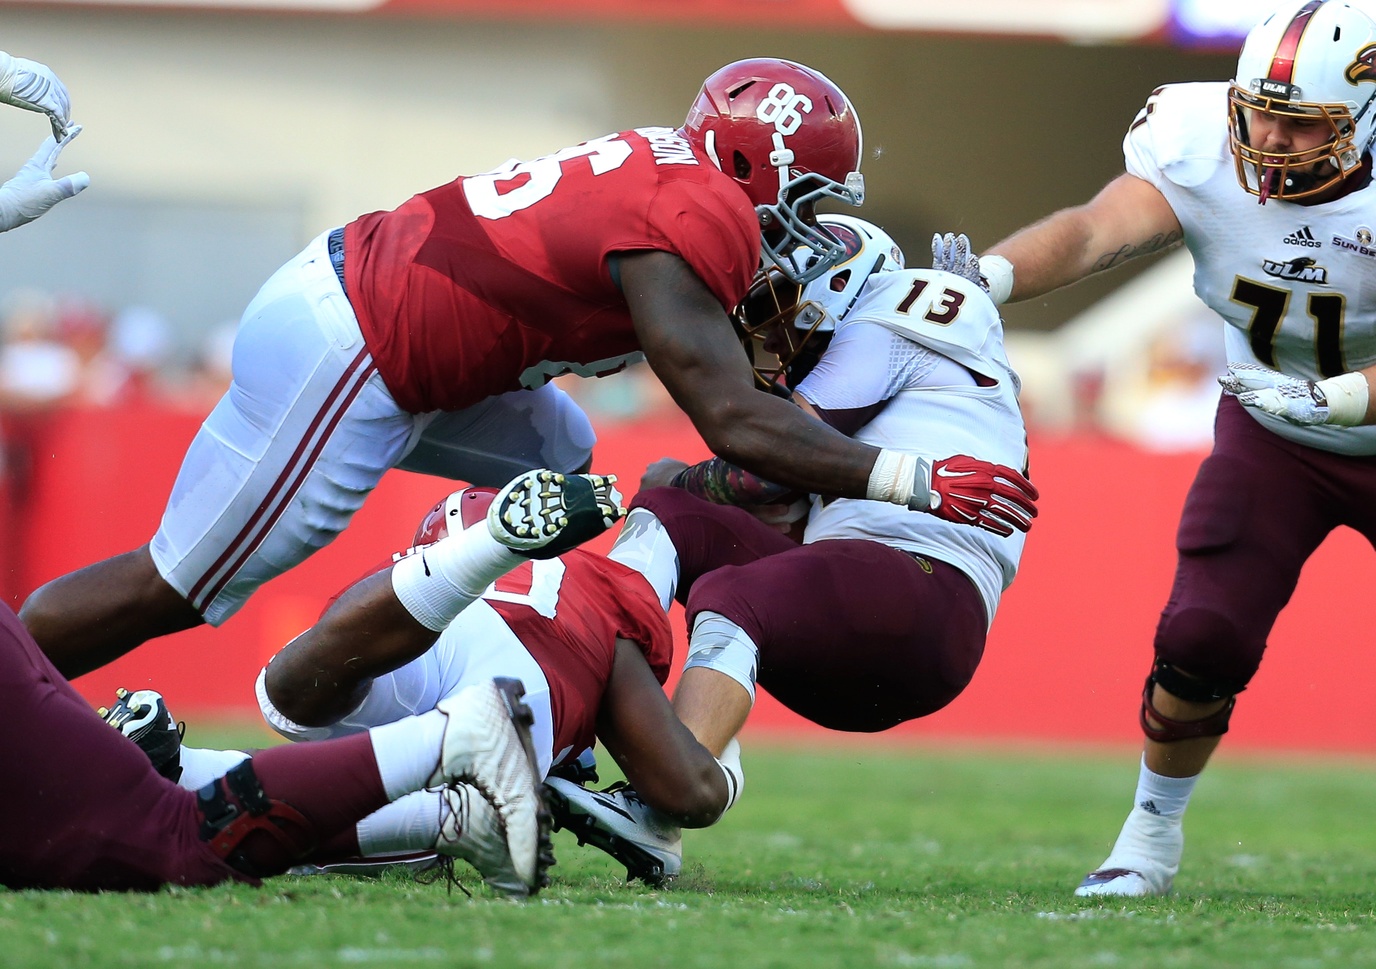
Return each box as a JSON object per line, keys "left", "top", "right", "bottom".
{"left": 2, "top": 0, "right": 1373, "bottom": 754}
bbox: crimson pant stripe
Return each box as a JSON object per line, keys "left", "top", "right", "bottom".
{"left": 186, "top": 347, "right": 377, "bottom": 612}
{"left": 1269, "top": 0, "right": 1324, "bottom": 82}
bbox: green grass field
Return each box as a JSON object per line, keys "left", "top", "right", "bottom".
{"left": 5, "top": 738, "right": 1376, "bottom": 968}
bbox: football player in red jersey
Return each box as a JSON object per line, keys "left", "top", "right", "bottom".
{"left": 1, "top": 470, "right": 631, "bottom": 895}
{"left": 127, "top": 472, "right": 739, "bottom": 892}
{"left": 23, "top": 58, "right": 1038, "bottom": 682}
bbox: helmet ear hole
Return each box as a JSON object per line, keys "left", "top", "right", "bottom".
{"left": 829, "top": 270, "right": 851, "bottom": 292}
{"left": 733, "top": 150, "right": 752, "bottom": 181}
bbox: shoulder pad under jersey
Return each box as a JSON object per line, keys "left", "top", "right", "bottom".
{"left": 1123, "top": 81, "right": 1230, "bottom": 190}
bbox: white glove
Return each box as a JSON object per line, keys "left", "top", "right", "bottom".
{"left": 1218, "top": 362, "right": 1328, "bottom": 425}
{"left": 0, "top": 127, "right": 90, "bottom": 233}
{"left": 931, "top": 232, "right": 984, "bottom": 289}
{"left": 0, "top": 51, "right": 73, "bottom": 138}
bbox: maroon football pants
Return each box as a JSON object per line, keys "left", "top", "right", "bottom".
{"left": 0, "top": 603, "right": 244, "bottom": 890}
{"left": 0, "top": 602, "right": 389, "bottom": 890}
{"left": 631, "top": 488, "right": 988, "bottom": 732}
{"left": 1154, "top": 395, "right": 1376, "bottom": 689}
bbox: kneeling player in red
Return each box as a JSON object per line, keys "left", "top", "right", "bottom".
{"left": 114, "top": 468, "right": 740, "bottom": 890}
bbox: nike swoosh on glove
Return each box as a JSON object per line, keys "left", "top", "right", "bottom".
{"left": 926, "top": 454, "right": 1038, "bottom": 537}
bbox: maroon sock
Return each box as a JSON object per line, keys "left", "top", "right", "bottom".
{"left": 251, "top": 733, "right": 389, "bottom": 839}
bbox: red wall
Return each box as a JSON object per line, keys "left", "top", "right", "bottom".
{"left": 12, "top": 404, "right": 1375, "bottom": 753}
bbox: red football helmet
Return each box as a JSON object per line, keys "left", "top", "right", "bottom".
{"left": 411, "top": 486, "right": 498, "bottom": 547}
{"left": 682, "top": 58, "right": 865, "bottom": 284}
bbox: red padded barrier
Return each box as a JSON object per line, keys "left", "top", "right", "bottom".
{"left": 10, "top": 404, "right": 1374, "bottom": 752}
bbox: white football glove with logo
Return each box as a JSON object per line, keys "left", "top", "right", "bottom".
{"left": 1219, "top": 361, "right": 1370, "bottom": 426}
{"left": 0, "top": 127, "right": 90, "bottom": 233}
{"left": 931, "top": 232, "right": 984, "bottom": 289}
{"left": 0, "top": 51, "right": 73, "bottom": 138}
{"left": 1218, "top": 362, "right": 1326, "bottom": 424}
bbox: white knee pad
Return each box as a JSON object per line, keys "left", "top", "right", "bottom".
{"left": 684, "top": 611, "right": 759, "bottom": 704}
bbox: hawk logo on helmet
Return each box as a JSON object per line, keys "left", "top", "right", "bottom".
{"left": 1345, "top": 43, "right": 1376, "bottom": 84}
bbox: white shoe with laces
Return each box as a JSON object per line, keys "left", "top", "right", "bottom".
{"left": 544, "top": 776, "right": 682, "bottom": 886}
{"left": 1075, "top": 805, "right": 1183, "bottom": 897}
{"left": 436, "top": 782, "right": 554, "bottom": 898}
{"left": 429, "top": 677, "right": 549, "bottom": 895}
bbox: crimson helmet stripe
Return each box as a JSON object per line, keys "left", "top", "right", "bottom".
{"left": 1269, "top": 0, "right": 1326, "bottom": 82}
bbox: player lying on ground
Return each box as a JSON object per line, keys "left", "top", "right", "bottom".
{"left": 0, "top": 470, "right": 592, "bottom": 890}
{"left": 112, "top": 468, "right": 743, "bottom": 891}
{"left": 544, "top": 216, "right": 1035, "bottom": 882}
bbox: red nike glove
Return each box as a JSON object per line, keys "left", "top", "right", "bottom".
{"left": 926, "top": 455, "right": 1038, "bottom": 537}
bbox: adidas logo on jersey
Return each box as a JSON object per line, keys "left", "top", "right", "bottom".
{"left": 1283, "top": 226, "right": 1321, "bottom": 248}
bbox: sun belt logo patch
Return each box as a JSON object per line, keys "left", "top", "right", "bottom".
{"left": 1345, "top": 43, "right": 1376, "bottom": 84}
{"left": 1263, "top": 255, "right": 1328, "bottom": 284}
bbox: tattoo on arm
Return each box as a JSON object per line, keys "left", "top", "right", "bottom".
{"left": 1091, "top": 229, "right": 1183, "bottom": 272}
{"left": 670, "top": 456, "right": 791, "bottom": 505}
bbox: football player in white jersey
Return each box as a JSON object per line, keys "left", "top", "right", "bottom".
{"left": 0, "top": 51, "right": 88, "bottom": 233}
{"left": 545, "top": 216, "right": 1036, "bottom": 883}
{"left": 955, "top": 0, "right": 1376, "bottom": 897}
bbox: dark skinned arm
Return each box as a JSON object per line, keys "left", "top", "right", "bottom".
{"left": 618, "top": 249, "right": 881, "bottom": 499}
{"left": 595, "top": 637, "right": 727, "bottom": 828}
{"left": 263, "top": 569, "right": 440, "bottom": 728}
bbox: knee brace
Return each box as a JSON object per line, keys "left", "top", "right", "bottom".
{"left": 1138, "top": 660, "right": 1240, "bottom": 744}
{"left": 198, "top": 760, "right": 315, "bottom": 878}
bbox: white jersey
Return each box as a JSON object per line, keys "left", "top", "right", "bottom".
{"left": 1125, "top": 81, "right": 1376, "bottom": 455}
{"left": 796, "top": 268, "right": 1028, "bottom": 625}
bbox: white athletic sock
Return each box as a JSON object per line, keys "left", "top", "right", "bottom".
{"left": 368, "top": 709, "right": 448, "bottom": 800}
{"left": 607, "top": 508, "right": 680, "bottom": 612}
{"left": 178, "top": 746, "right": 251, "bottom": 792}
{"left": 357, "top": 790, "right": 446, "bottom": 856}
{"left": 714, "top": 737, "right": 744, "bottom": 817}
{"left": 391, "top": 524, "right": 521, "bottom": 631}
{"left": 1131, "top": 756, "right": 1199, "bottom": 822}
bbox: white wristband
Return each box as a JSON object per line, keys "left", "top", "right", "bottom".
{"left": 1316, "top": 371, "right": 1370, "bottom": 426}
{"left": 979, "top": 254, "right": 1014, "bottom": 305}
{"left": 866, "top": 449, "right": 934, "bottom": 511}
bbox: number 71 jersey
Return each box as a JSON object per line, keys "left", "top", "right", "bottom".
{"left": 343, "top": 127, "right": 760, "bottom": 414}
{"left": 1125, "top": 81, "right": 1376, "bottom": 455}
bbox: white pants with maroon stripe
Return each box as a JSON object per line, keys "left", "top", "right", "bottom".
{"left": 257, "top": 599, "right": 557, "bottom": 779}
{"left": 149, "top": 230, "right": 595, "bottom": 626}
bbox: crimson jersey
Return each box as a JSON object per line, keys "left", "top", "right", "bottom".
{"left": 343, "top": 127, "right": 760, "bottom": 414}
{"left": 483, "top": 549, "right": 672, "bottom": 764}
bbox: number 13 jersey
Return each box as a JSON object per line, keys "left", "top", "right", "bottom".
{"left": 1126, "top": 81, "right": 1376, "bottom": 455}
{"left": 343, "top": 126, "right": 760, "bottom": 414}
